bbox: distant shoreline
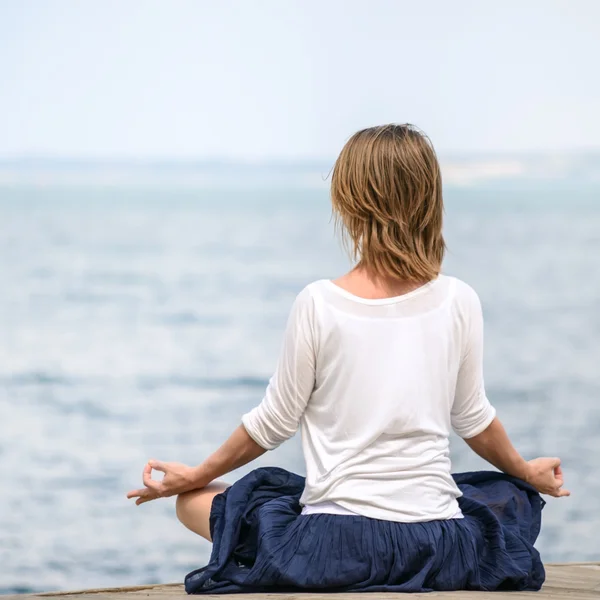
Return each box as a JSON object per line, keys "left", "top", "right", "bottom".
{"left": 0, "top": 153, "right": 599, "bottom": 188}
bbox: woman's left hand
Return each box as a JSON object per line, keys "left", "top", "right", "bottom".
{"left": 126, "top": 460, "right": 201, "bottom": 505}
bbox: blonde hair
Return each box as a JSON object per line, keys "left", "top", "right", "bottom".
{"left": 331, "top": 124, "right": 445, "bottom": 282}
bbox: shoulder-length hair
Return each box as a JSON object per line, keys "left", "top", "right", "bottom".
{"left": 331, "top": 124, "right": 445, "bottom": 282}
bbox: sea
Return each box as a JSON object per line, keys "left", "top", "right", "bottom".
{"left": 1, "top": 180, "right": 599, "bottom": 593}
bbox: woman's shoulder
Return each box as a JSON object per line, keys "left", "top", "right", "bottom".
{"left": 441, "top": 275, "right": 483, "bottom": 318}
{"left": 285, "top": 280, "right": 328, "bottom": 321}
{"left": 293, "top": 279, "right": 331, "bottom": 303}
{"left": 442, "top": 274, "right": 480, "bottom": 300}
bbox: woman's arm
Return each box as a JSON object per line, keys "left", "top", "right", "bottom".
{"left": 127, "top": 425, "right": 266, "bottom": 504}
{"left": 240, "top": 288, "right": 317, "bottom": 450}
{"left": 464, "top": 417, "right": 570, "bottom": 497}
{"left": 127, "top": 287, "right": 317, "bottom": 505}
{"left": 463, "top": 416, "right": 528, "bottom": 479}
{"left": 452, "top": 285, "right": 569, "bottom": 498}
{"left": 195, "top": 425, "right": 267, "bottom": 483}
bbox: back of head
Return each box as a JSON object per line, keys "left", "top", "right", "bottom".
{"left": 331, "top": 124, "right": 445, "bottom": 282}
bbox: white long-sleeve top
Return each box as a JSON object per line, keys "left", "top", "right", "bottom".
{"left": 241, "top": 275, "right": 496, "bottom": 522}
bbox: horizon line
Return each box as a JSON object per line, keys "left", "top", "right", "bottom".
{"left": 1, "top": 147, "right": 600, "bottom": 165}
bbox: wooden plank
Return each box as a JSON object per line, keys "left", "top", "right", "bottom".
{"left": 37, "top": 586, "right": 183, "bottom": 597}
{"left": 543, "top": 565, "right": 600, "bottom": 591}
{"left": 3, "top": 564, "right": 599, "bottom": 600}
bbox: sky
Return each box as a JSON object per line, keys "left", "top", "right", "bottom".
{"left": 1, "top": 0, "right": 599, "bottom": 160}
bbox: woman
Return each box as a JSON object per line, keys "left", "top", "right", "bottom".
{"left": 127, "top": 124, "right": 569, "bottom": 594}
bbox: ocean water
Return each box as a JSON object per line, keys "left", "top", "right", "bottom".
{"left": 1, "top": 183, "right": 599, "bottom": 593}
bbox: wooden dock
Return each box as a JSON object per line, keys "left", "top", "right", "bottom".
{"left": 3, "top": 563, "right": 600, "bottom": 600}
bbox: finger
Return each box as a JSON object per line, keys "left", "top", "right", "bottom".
{"left": 148, "top": 459, "right": 167, "bottom": 473}
{"left": 142, "top": 463, "right": 160, "bottom": 489}
{"left": 143, "top": 466, "right": 162, "bottom": 492}
{"left": 556, "top": 488, "right": 571, "bottom": 497}
{"left": 549, "top": 457, "right": 561, "bottom": 468}
{"left": 554, "top": 464, "right": 563, "bottom": 477}
{"left": 129, "top": 486, "right": 154, "bottom": 499}
{"left": 136, "top": 495, "right": 158, "bottom": 506}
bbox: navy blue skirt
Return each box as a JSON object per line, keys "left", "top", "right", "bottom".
{"left": 185, "top": 467, "right": 545, "bottom": 594}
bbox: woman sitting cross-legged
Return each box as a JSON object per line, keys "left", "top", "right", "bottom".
{"left": 127, "top": 124, "right": 569, "bottom": 594}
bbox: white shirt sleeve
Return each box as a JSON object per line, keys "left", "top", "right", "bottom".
{"left": 241, "top": 287, "right": 317, "bottom": 450}
{"left": 451, "top": 286, "right": 496, "bottom": 439}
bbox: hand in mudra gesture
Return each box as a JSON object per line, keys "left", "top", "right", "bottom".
{"left": 126, "top": 460, "right": 200, "bottom": 505}
{"left": 527, "top": 457, "right": 570, "bottom": 498}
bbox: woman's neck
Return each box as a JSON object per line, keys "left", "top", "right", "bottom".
{"left": 332, "top": 265, "right": 430, "bottom": 300}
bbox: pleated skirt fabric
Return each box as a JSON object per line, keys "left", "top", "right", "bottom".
{"left": 185, "top": 467, "right": 545, "bottom": 594}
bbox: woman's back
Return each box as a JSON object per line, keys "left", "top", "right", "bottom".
{"left": 243, "top": 274, "right": 496, "bottom": 521}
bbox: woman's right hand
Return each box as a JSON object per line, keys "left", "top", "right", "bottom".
{"left": 526, "top": 457, "right": 571, "bottom": 497}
